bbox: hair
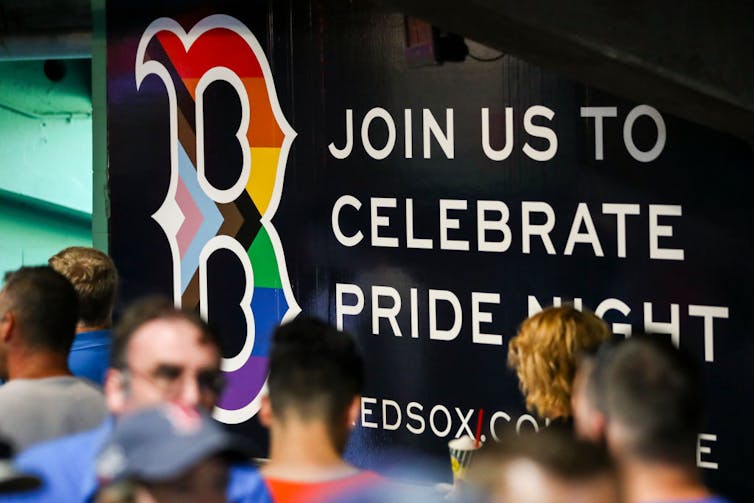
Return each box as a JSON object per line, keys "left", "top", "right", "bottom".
{"left": 1, "top": 266, "right": 78, "bottom": 353}
{"left": 49, "top": 247, "right": 118, "bottom": 328}
{"left": 268, "top": 317, "right": 364, "bottom": 449}
{"left": 469, "top": 425, "right": 618, "bottom": 497}
{"left": 592, "top": 335, "right": 702, "bottom": 466}
{"left": 507, "top": 305, "right": 611, "bottom": 420}
{"left": 111, "top": 296, "right": 220, "bottom": 369}
{"left": 95, "top": 480, "right": 136, "bottom": 503}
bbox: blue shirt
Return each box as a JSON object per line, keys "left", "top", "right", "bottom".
{"left": 228, "top": 464, "right": 273, "bottom": 503}
{"left": 643, "top": 498, "right": 732, "bottom": 503}
{"left": 5, "top": 417, "right": 112, "bottom": 502}
{"left": 5, "top": 417, "right": 270, "bottom": 503}
{"left": 68, "top": 330, "right": 111, "bottom": 387}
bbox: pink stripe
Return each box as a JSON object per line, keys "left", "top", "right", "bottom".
{"left": 175, "top": 175, "right": 203, "bottom": 258}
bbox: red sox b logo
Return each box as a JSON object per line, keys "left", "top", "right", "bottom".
{"left": 136, "top": 15, "right": 299, "bottom": 424}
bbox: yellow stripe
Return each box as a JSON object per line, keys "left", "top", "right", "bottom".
{"left": 246, "top": 147, "right": 281, "bottom": 215}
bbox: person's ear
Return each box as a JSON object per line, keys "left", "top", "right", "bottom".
{"left": 347, "top": 395, "right": 361, "bottom": 429}
{"left": 604, "top": 417, "right": 630, "bottom": 458}
{"left": 592, "top": 411, "right": 609, "bottom": 445}
{"left": 104, "top": 368, "right": 128, "bottom": 414}
{"left": 259, "top": 394, "right": 273, "bottom": 428}
{"left": 0, "top": 310, "right": 16, "bottom": 343}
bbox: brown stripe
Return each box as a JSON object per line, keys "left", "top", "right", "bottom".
{"left": 181, "top": 272, "right": 200, "bottom": 311}
{"left": 218, "top": 202, "right": 243, "bottom": 237}
{"left": 146, "top": 37, "right": 198, "bottom": 167}
{"left": 177, "top": 107, "right": 197, "bottom": 167}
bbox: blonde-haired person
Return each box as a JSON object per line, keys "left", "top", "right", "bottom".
{"left": 507, "top": 305, "right": 610, "bottom": 422}
{"left": 49, "top": 246, "right": 118, "bottom": 386}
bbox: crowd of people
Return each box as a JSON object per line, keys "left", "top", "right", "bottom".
{"left": 0, "top": 247, "right": 732, "bottom": 502}
{"left": 484, "top": 306, "right": 728, "bottom": 503}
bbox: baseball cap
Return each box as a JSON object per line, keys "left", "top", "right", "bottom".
{"left": 96, "top": 403, "right": 251, "bottom": 484}
{"left": 0, "top": 438, "right": 41, "bottom": 494}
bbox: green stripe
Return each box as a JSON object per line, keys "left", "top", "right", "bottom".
{"left": 247, "top": 226, "right": 282, "bottom": 289}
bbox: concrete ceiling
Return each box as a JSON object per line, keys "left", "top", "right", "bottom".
{"left": 377, "top": 0, "right": 754, "bottom": 140}
{"left": 1, "top": 0, "right": 752, "bottom": 139}
{"left": 0, "top": 0, "right": 91, "bottom": 60}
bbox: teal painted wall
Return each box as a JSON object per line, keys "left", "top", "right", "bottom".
{"left": 0, "top": 195, "right": 91, "bottom": 275}
{"left": 0, "top": 59, "right": 93, "bottom": 275}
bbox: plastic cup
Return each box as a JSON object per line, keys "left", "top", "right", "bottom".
{"left": 448, "top": 435, "right": 481, "bottom": 482}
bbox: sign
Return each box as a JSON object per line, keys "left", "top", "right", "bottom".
{"left": 107, "top": 2, "right": 754, "bottom": 497}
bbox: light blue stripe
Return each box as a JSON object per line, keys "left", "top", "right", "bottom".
{"left": 177, "top": 144, "right": 223, "bottom": 293}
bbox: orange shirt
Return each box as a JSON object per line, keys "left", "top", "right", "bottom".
{"left": 264, "top": 471, "right": 384, "bottom": 503}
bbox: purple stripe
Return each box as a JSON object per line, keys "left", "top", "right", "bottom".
{"left": 218, "top": 355, "right": 268, "bottom": 410}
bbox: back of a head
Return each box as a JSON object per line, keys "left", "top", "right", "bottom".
{"left": 593, "top": 335, "right": 702, "bottom": 467}
{"left": 49, "top": 247, "right": 118, "bottom": 328}
{"left": 1, "top": 266, "right": 78, "bottom": 353}
{"left": 469, "top": 427, "right": 621, "bottom": 503}
{"left": 507, "top": 305, "right": 611, "bottom": 420}
{"left": 111, "top": 296, "right": 219, "bottom": 369}
{"left": 268, "top": 317, "right": 364, "bottom": 444}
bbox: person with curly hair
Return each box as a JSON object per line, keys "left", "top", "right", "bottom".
{"left": 507, "top": 305, "right": 611, "bottom": 422}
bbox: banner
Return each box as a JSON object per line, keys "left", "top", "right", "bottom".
{"left": 107, "top": 1, "right": 754, "bottom": 497}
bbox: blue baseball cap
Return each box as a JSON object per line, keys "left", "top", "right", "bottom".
{"left": 96, "top": 403, "right": 250, "bottom": 484}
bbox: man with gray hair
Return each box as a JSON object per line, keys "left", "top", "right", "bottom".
{"left": 584, "top": 336, "right": 730, "bottom": 503}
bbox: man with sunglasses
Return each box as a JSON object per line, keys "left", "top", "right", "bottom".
{"left": 103, "top": 297, "right": 224, "bottom": 416}
{"left": 6, "top": 297, "right": 268, "bottom": 503}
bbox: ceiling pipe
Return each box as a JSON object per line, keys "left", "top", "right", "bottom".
{"left": 0, "top": 31, "right": 91, "bottom": 60}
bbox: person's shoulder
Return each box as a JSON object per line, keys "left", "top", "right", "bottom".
{"left": 71, "top": 329, "right": 112, "bottom": 351}
{"left": 332, "top": 471, "right": 439, "bottom": 503}
{"left": 308, "top": 470, "right": 394, "bottom": 503}
{"left": 649, "top": 496, "right": 734, "bottom": 503}
{"left": 35, "top": 375, "right": 105, "bottom": 403}
{"left": 274, "top": 470, "right": 388, "bottom": 501}
{"left": 329, "top": 470, "right": 384, "bottom": 491}
{"left": 0, "top": 379, "right": 46, "bottom": 406}
{"left": 705, "top": 497, "right": 735, "bottom": 503}
{"left": 228, "top": 464, "right": 273, "bottom": 503}
{"left": 10, "top": 422, "right": 110, "bottom": 503}
{"left": 349, "top": 470, "right": 382, "bottom": 482}
{"left": 326, "top": 469, "right": 384, "bottom": 486}
{"left": 68, "top": 375, "right": 106, "bottom": 395}
{"left": 68, "top": 334, "right": 111, "bottom": 386}
{"left": 343, "top": 469, "right": 388, "bottom": 490}
{"left": 0, "top": 379, "right": 31, "bottom": 393}
{"left": 16, "top": 417, "right": 112, "bottom": 469}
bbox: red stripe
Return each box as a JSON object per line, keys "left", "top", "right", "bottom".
{"left": 156, "top": 28, "right": 264, "bottom": 79}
